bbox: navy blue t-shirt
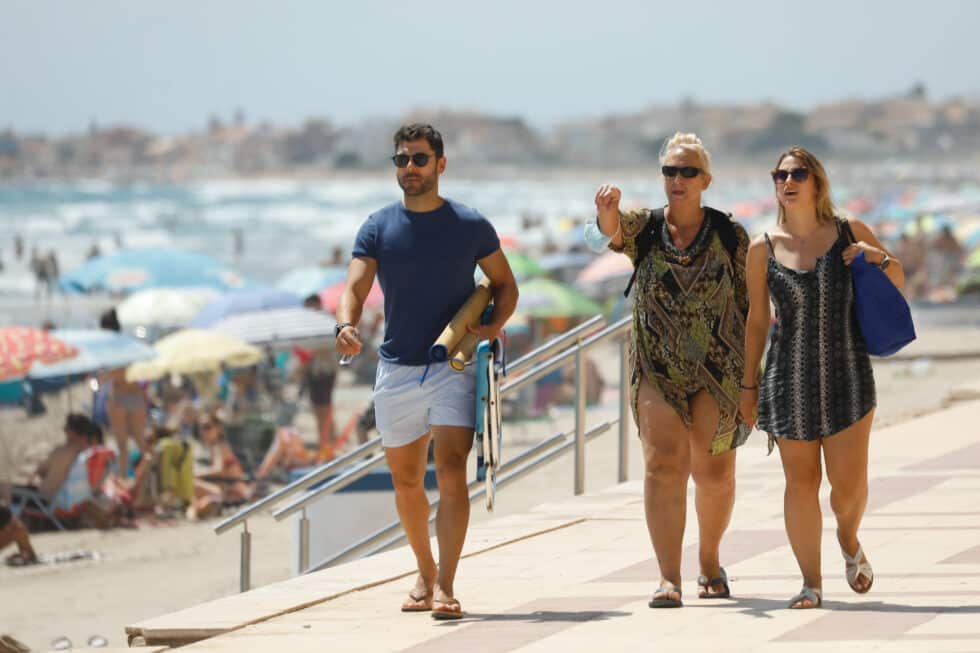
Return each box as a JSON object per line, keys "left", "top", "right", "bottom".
{"left": 352, "top": 199, "right": 500, "bottom": 365}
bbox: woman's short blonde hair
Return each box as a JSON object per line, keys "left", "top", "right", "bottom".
{"left": 659, "top": 132, "right": 712, "bottom": 178}
{"left": 773, "top": 146, "right": 837, "bottom": 225}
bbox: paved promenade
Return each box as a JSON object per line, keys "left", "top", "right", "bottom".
{"left": 127, "top": 395, "right": 980, "bottom": 652}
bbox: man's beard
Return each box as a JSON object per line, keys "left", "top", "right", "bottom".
{"left": 398, "top": 173, "right": 436, "bottom": 196}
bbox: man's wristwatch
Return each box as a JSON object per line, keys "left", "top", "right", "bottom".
{"left": 876, "top": 253, "right": 891, "bottom": 270}
{"left": 334, "top": 322, "right": 354, "bottom": 338}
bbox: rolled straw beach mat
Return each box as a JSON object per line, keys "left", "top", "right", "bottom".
{"left": 429, "top": 277, "right": 492, "bottom": 362}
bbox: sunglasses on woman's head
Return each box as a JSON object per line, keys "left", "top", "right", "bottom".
{"left": 662, "top": 165, "right": 702, "bottom": 179}
{"left": 391, "top": 152, "right": 434, "bottom": 168}
{"left": 771, "top": 168, "right": 809, "bottom": 183}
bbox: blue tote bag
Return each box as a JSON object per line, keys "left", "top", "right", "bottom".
{"left": 842, "top": 221, "right": 916, "bottom": 356}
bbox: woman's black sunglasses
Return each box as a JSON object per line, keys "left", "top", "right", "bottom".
{"left": 771, "top": 168, "right": 809, "bottom": 183}
{"left": 661, "top": 165, "right": 702, "bottom": 179}
{"left": 392, "top": 152, "right": 435, "bottom": 168}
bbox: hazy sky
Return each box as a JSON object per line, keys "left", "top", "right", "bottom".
{"left": 2, "top": 0, "right": 979, "bottom": 134}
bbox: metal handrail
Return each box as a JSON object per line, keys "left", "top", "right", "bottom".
{"left": 500, "top": 316, "right": 631, "bottom": 396}
{"left": 308, "top": 421, "right": 613, "bottom": 572}
{"left": 214, "top": 435, "right": 384, "bottom": 535}
{"left": 271, "top": 450, "right": 388, "bottom": 521}
{"left": 506, "top": 315, "right": 605, "bottom": 377}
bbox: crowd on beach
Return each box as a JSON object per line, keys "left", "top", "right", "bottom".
{"left": 0, "top": 295, "right": 601, "bottom": 556}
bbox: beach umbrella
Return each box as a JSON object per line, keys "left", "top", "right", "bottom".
{"left": 60, "top": 248, "right": 248, "bottom": 294}
{"left": 117, "top": 287, "right": 221, "bottom": 329}
{"left": 319, "top": 280, "right": 383, "bottom": 314}
{"left": 191, "top": 288, "right": 302, "bottom": 327}
{"left": 504, "top": 251, "right": 544, "bottom": 281}
{"left": 126, "top": 329, "right": 263, "bottom": 382}
{"left": 275, "top": 265, "right": 347, "bottom": 298}
{"left": 517, "top": 277, "right": 602, "bottom": 318}
{"left": 576, "top": 251, "right": 634, "bottom": 285}
{"left": 28, "top": 329, "right": 156, "bottom": 379}
{"left": 207, "top": 307, "right": 336, "bottom": 346}
{"left": 0, "top": 327, "right": 79, "bottom": 382}
{"left": 476, "top": 250, "right": 544, "bottom": 283}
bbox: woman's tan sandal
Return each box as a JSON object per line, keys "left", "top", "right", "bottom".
{"left": 788, "top": 586, "right": 822, "bottom": 609}
{"left": 841, "top": 542, "right": 874, "bottom": 594}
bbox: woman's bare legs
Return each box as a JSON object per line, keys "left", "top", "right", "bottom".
{"left": 777, "top": 437, "right": 823, "bottom": 606}
{"left": 823, "top": 409, "right": 874, "bottom": 592}
{"left": 688, "top": 390, "right": 736, "bottom": 596}
{"left": 637, "top": 378, "right": 691, "bottom": 600}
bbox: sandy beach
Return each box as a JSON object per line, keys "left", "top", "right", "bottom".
{"left": 3, "top": 323, "right": 980, "bottom": 649}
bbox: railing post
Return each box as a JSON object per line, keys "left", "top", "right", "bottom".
{"left": 239, "top": 522, "right": 251, "bottom": 593}
{"left": 618, "top": 336, "right": 630, "bottom": 483}
{"left": 299, "top": 508, "right": 311, "bottom": 574}
{"left": 574, "top": 336, "right": 587, "bottom": 495}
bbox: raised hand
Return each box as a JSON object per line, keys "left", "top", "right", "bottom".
{"left": 594, "top": 184, "right": 622, "bottom": 221}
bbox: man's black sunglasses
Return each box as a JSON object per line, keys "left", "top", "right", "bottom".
{"left": 661, "top": 165, "right": 702, "bottom": 179}
{"left": 392, "top": 152, "right": 436, "bottom": 168}
{"left": 771, "top": 168, "right": 809, "bottom": 183}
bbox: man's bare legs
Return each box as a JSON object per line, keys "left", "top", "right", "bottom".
{"left": 429, "top": 424, "right": 473, "bottom": 610}
{"left": 384, "top": 433, "right": 437, "bottom": 608}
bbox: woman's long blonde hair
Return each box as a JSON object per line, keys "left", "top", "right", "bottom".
{"left": 773, "top": 146, "right": 837, "bottom": 225}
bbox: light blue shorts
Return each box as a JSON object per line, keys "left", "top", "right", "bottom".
{"left": 373, "top": 359, "right": 476, "bottom": 448}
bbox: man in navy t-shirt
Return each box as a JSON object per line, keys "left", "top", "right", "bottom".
{"left": 335, "top": 123, "right": 518, "bottom": 620}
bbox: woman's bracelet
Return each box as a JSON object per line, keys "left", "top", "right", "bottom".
{"left": 740, "top": 383, "right": 758, "bottom": 390}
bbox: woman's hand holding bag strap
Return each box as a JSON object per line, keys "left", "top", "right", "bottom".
{"left": 841, "top": 218, "right": 916, "bottom": 356}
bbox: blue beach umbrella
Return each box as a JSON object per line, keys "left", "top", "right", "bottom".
{"left": 28, "top": 329, "right": 157, "bottom": 379}
{"left": 60, "top": 248, "right": 248, "bottom": 294}
{"left": 191, "top": 288, "right": 303, "bottom": 327}
{"left": 275, "top": 266, "right": 347, "bottom": 298}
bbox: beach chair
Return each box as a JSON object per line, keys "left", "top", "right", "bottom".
{"left": 11, "top": 446, "right": 119, "bottom": 531}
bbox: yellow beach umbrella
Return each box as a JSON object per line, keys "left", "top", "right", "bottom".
{"left": 127, "top": 328, "right": 263, "bottom": 381}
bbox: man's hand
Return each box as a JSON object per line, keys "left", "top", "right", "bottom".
{"left": 466, "top": 323, "right": 499, "bottom": 343}
{"left": 594, "top": 184, "right": 622, "bottom": 223}
{"left": 336, "top": 325, "right": 362, "bottom": 356}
